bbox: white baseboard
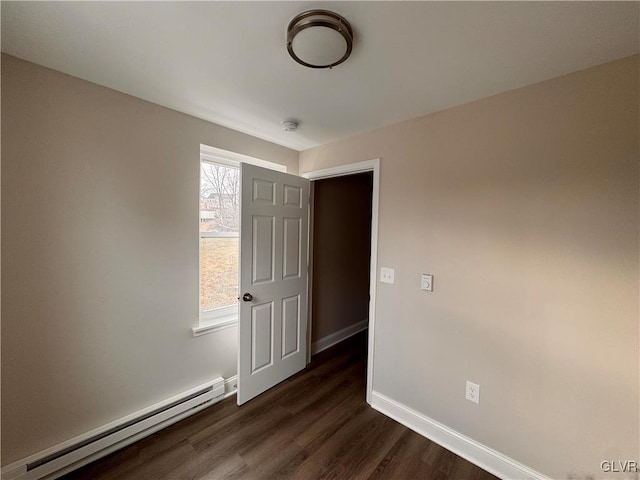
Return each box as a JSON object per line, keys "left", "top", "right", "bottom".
{"left": 311, "top": 319, "right": 368, "bottom": 355}
{"left": 223, "top": 375, "right": 238, "bottom": 398}
{"left": 371, "top": 391, "right": 551, "bottom": 480}
{"left": 2, "top": 378, "right": 229, "bottom": 480}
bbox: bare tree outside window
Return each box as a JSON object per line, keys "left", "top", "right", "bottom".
{"left": 200, "top": 162, "right": 240, "bottom": 312}
{"left": 200, "top": 162, "right": 240, "bottom": 234}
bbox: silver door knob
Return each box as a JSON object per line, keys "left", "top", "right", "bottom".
{"left": 242, "top": 293, "right": 254, "bottom": 302}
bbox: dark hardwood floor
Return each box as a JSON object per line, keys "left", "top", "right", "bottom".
{"left": 62, "top": 333, "right": 498, "bottom": 480}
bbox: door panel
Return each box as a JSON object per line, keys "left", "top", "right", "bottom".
{"left": 253, "top": 178, "right": 276, "bottom": 204}
{"left": 283, "top": 184, "right": 302, "bottom": 207}
{"left": 238, "top": 163, "right": 309, "bottom": 405}
{"left": 251, "top": 302, "right": 274, "bottom": 373}
{"left": 252, "top": 216, "right": 275, "bottom": 284}
{"left": 283, "top": 217, "right": 301, "bottom": 279}
{"left": 281, "top": 294, "right": 300, "bottom": 358}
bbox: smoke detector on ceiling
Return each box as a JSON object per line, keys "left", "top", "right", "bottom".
{"left": 282, "top": 120, "right": 299, "bottom": 132}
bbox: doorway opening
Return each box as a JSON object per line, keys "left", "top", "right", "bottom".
{"left": 303, "top": 159, "right": 380, "bottom": 404}
{"left": 308, "top": 171, "right": 373, "bottom": 365}
{"left": 234, "top": 157, "right": 380, "bottom": 405}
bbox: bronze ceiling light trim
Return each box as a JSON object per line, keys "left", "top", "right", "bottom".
{"left": 286, "top": 10, "right": 354, "bottom": 69}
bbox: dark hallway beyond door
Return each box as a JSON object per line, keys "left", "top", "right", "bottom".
{"left": 311, "top": 172, "right": 373, "bottom": 353}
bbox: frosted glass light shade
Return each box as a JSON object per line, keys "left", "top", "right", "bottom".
{"left": 287, "top": 10, "right": 353, "bottom": 69}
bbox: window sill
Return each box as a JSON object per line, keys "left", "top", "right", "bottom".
{"left": 192, "top": 315, "right": 238, "bottom": 337}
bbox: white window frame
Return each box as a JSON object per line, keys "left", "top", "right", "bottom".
{"left": 193, "top": 145, "right": 287, "bottom": 337}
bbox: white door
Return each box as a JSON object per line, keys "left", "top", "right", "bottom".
{"left": 237, "top": 163, "right": 309, "bottom": 405}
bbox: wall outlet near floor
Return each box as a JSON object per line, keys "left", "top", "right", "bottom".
{"left": 421, "top": 273, "right": 433, "bottom": 291}
{"left": 380, "top": 267, "right": 395, "bottom": 284}
{"left": 466, "top": 381, "right": 480, "bottom": 404}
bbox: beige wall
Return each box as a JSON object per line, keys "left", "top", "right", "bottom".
{"left": 1, "top": 54, "right": 298, "bottom": 465}
{"left": 300, "top": 56, "right": 639, "bottom": 479}
{"left": 311, "top": 173, "right": 372, "bottom": 343}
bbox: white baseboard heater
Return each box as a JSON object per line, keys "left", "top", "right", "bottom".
{"left": 2, "top": 378, "right": 225, "bottom": 480}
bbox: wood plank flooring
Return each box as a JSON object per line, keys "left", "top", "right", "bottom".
{"left": 62, "top": 333, "right": 498, "bottom": 480}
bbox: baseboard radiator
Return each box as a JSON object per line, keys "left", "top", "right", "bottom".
{"left": 2, "top": 378, "right": 225, "bottom": 480}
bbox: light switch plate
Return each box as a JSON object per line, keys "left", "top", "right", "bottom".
{"left": 421, "top": 273, "right": 433, "bottom": 291}
{"left": 380, "top": 267, "right": 395, "bottom": 284}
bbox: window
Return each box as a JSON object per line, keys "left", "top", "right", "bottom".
{"left": 200, "top": 160, "right": 240, "bottom": 328}
{"left": 194, "top": 145, "right": 286, "bottom": 336}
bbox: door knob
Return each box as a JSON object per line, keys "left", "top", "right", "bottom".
{"left": 242, "top": 293, "right": 254, "bottom": 302}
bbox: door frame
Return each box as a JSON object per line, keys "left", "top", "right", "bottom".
{"left": 301, "top": 158, "right": 380, "bottom": 405}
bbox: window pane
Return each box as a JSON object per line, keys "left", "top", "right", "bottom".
{"left": 200, "top": 162, "right": 239, "bottom": 234}
{"left": 200, "top": 237, "right": 239, "bottom": 311}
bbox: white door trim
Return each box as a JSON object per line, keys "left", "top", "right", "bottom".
{"left": 302, "top": 158, "right": 380, "bottom": 405}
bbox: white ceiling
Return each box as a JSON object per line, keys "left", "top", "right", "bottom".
{"left": 2, "top": 1, "right": 638, "bottom": 151}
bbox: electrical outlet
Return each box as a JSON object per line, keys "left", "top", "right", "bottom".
{"left": 421, "top": 273, "right": 433, "bottom": 291}
{"left": 466, "top": 381, "right": 480, "bottom": 404}
{"left": 380, "top": 267, "right": 395, "bottom": 284}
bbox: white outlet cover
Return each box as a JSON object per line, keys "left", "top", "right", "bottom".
{"left": 466, "top": 381, "right": 480, "bottom": 404}
{"left": 380, "top": 267, "right": 395, "bottom": 284}
{"left": 421, "top": 273, "right": 433, "bottom": 291}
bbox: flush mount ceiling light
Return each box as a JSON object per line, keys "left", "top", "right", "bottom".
{"left": 286, "top": 10, "right": 353, "bottom": 69}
